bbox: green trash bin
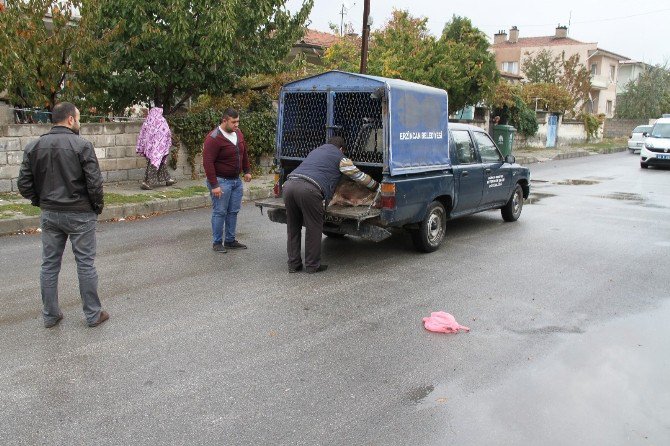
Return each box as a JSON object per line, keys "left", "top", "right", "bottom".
{"left": 492, "top": 124, "right": 517, "bottom": 157}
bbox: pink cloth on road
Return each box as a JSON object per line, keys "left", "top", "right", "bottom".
{"left": 136, "top": 107, "right": 172, "bottom": 168}
{"left": 422, "top": 311, "right": 470, "bottom": 333}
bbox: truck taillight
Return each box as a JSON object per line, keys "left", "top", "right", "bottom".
{"left": 273, "top": 173, "right": 281, "bottom": 197}
{"left": 380, "top": 182, "right": 396, "bottom": 209}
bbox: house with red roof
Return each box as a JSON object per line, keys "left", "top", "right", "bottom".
{"left": 288, "top": 29, "right": 341, "bottom": 65}
{"left": 490, "top": 26, "right": 631, "bottom": 117}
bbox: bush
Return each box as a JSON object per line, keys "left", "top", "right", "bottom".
{"left": 580, "top": 113, "right": 604, "bottom": 142}
{"left": 167, "top": 91, "right": 277, "bottom": 177}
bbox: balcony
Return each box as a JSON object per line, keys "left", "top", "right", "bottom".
{"left": 590, "top": 74, "right": 610, "bottom": 90}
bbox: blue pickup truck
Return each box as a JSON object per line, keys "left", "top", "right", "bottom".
{"left": 255, "top": 71, "right": 530, "bottom": 252}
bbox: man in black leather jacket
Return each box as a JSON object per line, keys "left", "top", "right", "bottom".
{"left": 18, "top": 102, "right": 109, "bottom": 328}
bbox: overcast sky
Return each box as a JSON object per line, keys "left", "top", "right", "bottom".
{"left": 287, "top": 0, "right": 669, "bottom": 65}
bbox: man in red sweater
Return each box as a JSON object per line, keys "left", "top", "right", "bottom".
{"left": 202, "top": 108, "right": 252, "bottom": 253}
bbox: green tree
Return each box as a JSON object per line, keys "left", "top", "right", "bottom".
{"left": 615, "top": 65, "right": 670, "bottom": 119}
{"left": 558, "top": 53, "right": 591, "bottom": 117}
{"left": 520, "top": 83, "right": 574, "bottom": 115}
{"left": 521, "top": 49, "right": 561, "bottom": 83}
{"left": 366, "top": 11, "right": 498, "bottom": 114}
{"left": 76, "top": 0, "right": 313, "bottom": 114}
{"left": 323, "top": 34, "right": 359, "bottom": 72}
{"left": 425, "top": 16, "right": 499, "bottom": 114}
{"left": 0, "top": 0, "right": 91, "bottom": 111}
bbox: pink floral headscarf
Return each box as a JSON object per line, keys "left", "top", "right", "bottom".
{"left": 136, "top": 107, "right": 172, "bottom": 168}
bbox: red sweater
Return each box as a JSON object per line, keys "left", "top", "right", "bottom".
{"left": 202, "top": 127, "right": 251, "bottom": 187}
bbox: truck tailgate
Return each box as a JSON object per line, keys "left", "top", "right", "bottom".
{"left": 255, "top": 198, "right": 381, "bottom": 221}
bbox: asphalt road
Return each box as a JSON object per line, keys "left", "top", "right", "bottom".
{"left": 1, "top": 151, "right": 669, "bottom": 445}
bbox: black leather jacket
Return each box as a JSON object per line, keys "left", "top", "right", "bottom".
{"left": 18, "top": 126, "right": 104, "bottom": 214}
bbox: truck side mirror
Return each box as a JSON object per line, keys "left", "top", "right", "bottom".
{"left": 505, "top": 154, "right": 516, "bottom": 164}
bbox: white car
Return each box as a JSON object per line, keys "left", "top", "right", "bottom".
{"left": 640, "top": 117, "right": 670, "bottom": 169}
{"left": 628, "top": 125, "right": 652, "bottom": 153}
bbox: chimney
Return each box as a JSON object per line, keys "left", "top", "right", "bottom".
{"left": 493, "top": 30, "right": 507, "bottom": 44}
{"left": 508, "top": 26, "right": 519, "bottom": 44}
{"left": 555, "top": 25, "right": 568, "bottom": 38}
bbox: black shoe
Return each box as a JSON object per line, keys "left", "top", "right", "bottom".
{"left": 88, "top": 311, "right": 109, "bottom": 328}
{"left": 288, "top": 264, "right": 303, "bottom": 273}
{"left": 224, "top": 240, "right": 247, "bottom": 249}
{"left": 212, "top": 243, "right": 227, "bottom": 253}
{"left": 140, "top": 182, "right": 153, "bottom": 190}
{"left": 44, "top": 313, "right": 64, "bottom": 328}
{"left": 306, "top": 264, "right": 328, "bottom": 274}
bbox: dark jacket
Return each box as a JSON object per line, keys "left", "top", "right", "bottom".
{"left": 290, "top": 144, "right": 344, "bottom": 202}
{"left": 18, "top": 126, "right": 104, "bottom": 214}
{"left": 202, "top": 127, "right": 250, "bottom": 188}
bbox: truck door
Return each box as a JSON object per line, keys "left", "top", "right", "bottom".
{"left": 451, "top": 129, "right": 484, "bottom": 214}
{"left": 472, "top": 131, "right": 513, "bottom": 207}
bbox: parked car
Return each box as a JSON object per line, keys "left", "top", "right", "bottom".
{"left": 628, "top": 125, "right": 652, "bottom": 153}
{"left": 640, "top": 117, "right": 670, "bottom": 169}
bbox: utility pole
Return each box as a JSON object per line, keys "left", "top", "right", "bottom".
{"left": 359, "top": 0, "right": 370, "bottom": 74}
{"left": 339, "top": 4, "right": 346, "bottom": 36}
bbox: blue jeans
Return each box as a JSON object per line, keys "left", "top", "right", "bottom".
{"left": 207, "top": 177, "right": 243, "bottom": 245}
{"left": 40, "top": 210, "right": 103, "bottom": 325}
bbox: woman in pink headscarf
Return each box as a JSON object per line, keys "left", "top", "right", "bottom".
{"left": 136, "top": 107, "right": 175, "bottom": 190}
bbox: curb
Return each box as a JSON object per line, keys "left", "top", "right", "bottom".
{"left": 0, "top": 187, "right": 276, "bottom": 237}
{"left": 517, "top": 147, "right": 626, "bottom": 165}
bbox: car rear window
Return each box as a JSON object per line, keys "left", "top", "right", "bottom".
{"left": 633, "top": 125, "right": 652, "bottom": 133}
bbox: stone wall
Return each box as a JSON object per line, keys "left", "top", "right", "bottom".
{"left": 603, "top": 118, "right": 650, "bottom": 138}
{"left": 0, "top": 122, "right": 273, "bottom": 193}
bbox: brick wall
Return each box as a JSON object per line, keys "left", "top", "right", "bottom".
{"left": 0, "top": 122, "right": 209, "bottom": 193}
{"left": 603, "top": 118, "right": 650, "bottom": 138}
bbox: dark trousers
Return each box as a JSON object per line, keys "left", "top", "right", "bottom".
{"left": 144, "top": 156, "right": 170, "bottom": 186}
{"left": 283, "top": 179, "right": 325, "bottom": 270}
{"left": 40, "top": 210, "right": 103, "bottom": 325}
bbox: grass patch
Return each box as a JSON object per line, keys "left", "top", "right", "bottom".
{"left": 0, "top": 203, "right": 41, "bottom": 219}
{"left": 0, "top": 192, "right": 24, "bottom": 201}
{"left": 574, "top": 138, "right": 627, "bottom": 152}
{"left": 103, "top": 186, "right": 209, "bottom": 205}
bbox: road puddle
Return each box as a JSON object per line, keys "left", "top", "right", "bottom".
{"left": 525, "top": 192, "right": 556, "bottom": 205}
{"left": 554, "top": 179, "right": 600, "bottom": 185}
{"left": 600, "top": 192, "right": 645, "bottom": 202}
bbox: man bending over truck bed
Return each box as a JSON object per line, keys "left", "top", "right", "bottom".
{"left": 283, "top": 136, "right": 379, "bottom": 274}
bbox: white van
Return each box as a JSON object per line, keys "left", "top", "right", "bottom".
{"left": 640, "top": 117, "right": 670, "bottom": 169}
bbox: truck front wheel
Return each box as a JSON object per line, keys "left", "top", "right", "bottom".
{"left": 411, "top": 201, "right": 446, "bottom": 253}
{"left": 501, "top": 184, "right": 523, "bottom": 222}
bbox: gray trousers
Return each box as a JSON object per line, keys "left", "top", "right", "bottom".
{"left": 283, "top": 178, "right": 325, "bottom": 270}
{"left": 40, "top": 210, "right": 102, "bottom": 325}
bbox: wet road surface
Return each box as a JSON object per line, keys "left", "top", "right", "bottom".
{"left": 1, "top": 151, "right": 668, "bottom": 444}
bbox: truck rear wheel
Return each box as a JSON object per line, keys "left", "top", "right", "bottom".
{"left": 501, "top": 184, "right": 523, "bottom": 222}
{"left": 411, "top": 201, "right": 446, "bottom": 253}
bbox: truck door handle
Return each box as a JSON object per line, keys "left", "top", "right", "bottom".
{"left": 462, "top": 171, "right": 469, "bottom": 177}
{"left": 485, "top": 168, "right": 492, "bottom": 174}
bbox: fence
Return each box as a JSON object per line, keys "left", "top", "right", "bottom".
{"left": 0, "top": 122, "right": 270, "bottom": 193}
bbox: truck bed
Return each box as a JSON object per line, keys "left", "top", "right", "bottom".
{"left": 255, "top": 197, "right": 381, "bottom": 221}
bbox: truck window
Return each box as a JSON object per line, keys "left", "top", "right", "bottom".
{"left": 473, "top": 132, "right": 502, "bottom": 163}
{"left": 452, "top": 130, "right": 477, "bottom": 164}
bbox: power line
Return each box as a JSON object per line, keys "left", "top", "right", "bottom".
{"left": 489, "top": 7, "right": 670, "bottom": 28}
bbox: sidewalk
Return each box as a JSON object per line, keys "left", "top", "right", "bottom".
{"left": 0, "top": 145, "right": 627, "bottom": 237}
{"left": 0, "top": 174, "right": 276, "bottom": 236}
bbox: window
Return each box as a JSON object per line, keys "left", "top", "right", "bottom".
{"left": 590, "top": 63, "right": 598, "bottom": 75}
{"left": 452, "top": 130, "right": 477, "bottom": 164}
{"left": 606, "top": 100, "right": 613, "bottom": 115}
{"left": 610, "top": 65, "right": 616, "bottom": 81}
{"left": 501, "top": 61, "right": 519, "bottom": 74}
{"left": 472, "top": 132, "right": 502, "bottom": 163}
